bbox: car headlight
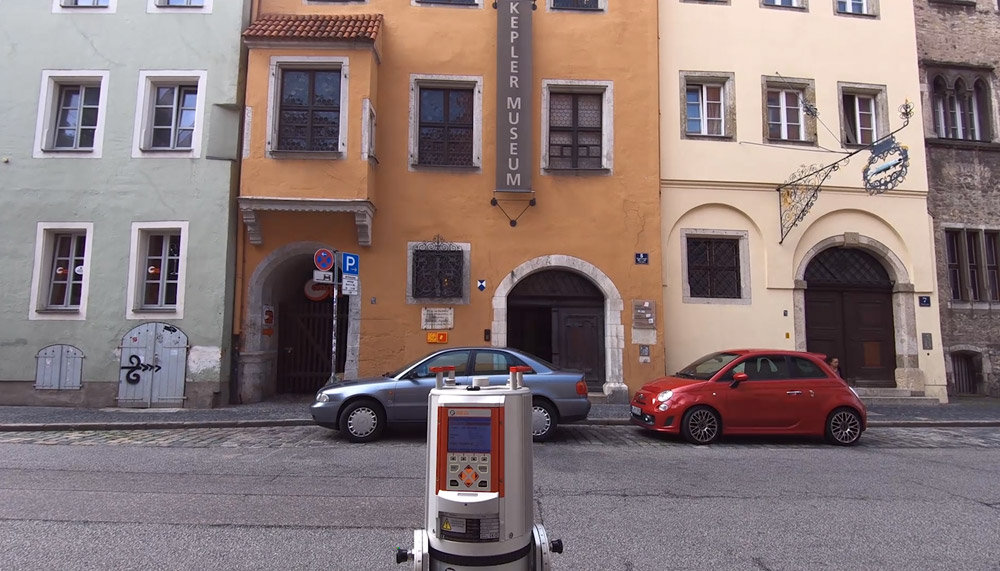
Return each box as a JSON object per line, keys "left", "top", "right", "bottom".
{"left": 656, "top": 390, "right": 673, "bottom": 411}
{"left": 316, "top": 392, "right": 330, "bottom": 403}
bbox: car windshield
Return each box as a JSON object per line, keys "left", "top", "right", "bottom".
{"left": 675, "top": 352, "right": 741, "bottom": 380}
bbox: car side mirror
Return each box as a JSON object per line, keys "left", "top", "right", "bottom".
{"left": 730, "top": 372, "right": 748, "bottom": 388}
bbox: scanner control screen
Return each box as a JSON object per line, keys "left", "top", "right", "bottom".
{"left": 447, "top": 416, "right": 491, "bottom": 453}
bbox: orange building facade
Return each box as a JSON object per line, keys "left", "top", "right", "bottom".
{"left": 235, "top": 0, "right": 662, "bottom": 404}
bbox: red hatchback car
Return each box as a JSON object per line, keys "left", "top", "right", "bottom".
{"left": 631, "top": 349, "right": 867, "bottom": 445}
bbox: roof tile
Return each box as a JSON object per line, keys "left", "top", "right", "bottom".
{"left": 244, "top": 13, "right": 383, "bottom": 42}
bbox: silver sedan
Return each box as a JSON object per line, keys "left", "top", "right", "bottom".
{"left": 311, "top": 347, "right": 592, "bottom": 442}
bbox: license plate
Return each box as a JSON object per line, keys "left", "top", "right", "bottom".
{"left": 631, "top": 405, "right": 641, "bottom": 416}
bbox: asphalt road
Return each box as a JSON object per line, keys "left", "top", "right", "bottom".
{"left": 1, "top": 425, "right": 998, "bottom": 571}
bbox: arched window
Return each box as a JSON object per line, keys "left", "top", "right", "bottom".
{"left": 930, "top": 72, "right": 992, "bottom": 142}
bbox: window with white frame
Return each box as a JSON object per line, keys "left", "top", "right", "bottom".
{"left": 34, "top": 71, "right": 109, "bottom": 158}
{"left": 763, "top": 0, "right": 804, "bottom": 7}
{"left": 132, "top": 71, "right": 206, "bottom": 157}
{"left": 147, "top": 0, "right": 212, "bottom": 13}
{"left": 763, "top": 76, "right": 816, "bottom": 144}
{"left": 362, "top": 98, "right": 377, "bottom": 161}
{"left": 681, "top": 229, "right": 751, "bottom": 305}
{"left": 29, "top": 223, "right": 94, "bottom": 320}
{"left": 839, "top": 83, "right": 888, "bottom": 147}
{"left": 409, "top": 75, "right": 483, "bottom": 168}
{"left": 268, "top": 58, "right": 349, "bottom": 156}
{"left": 836, "top": 0, "right": 874, "bottom": 15}
{"left": 126, "top": 222, "right": 188, "bottom": 318}
{"left": 681, "top": 72, "right": 734, "bottom": 139}
{"left": 931, "top": 72, "right": 993, "bottom": 142}
{"left": 54, "top": 0, "right": 117, "bottom": 12}
{"left": 541, "top": 79, "right": 613, "bottom": 171}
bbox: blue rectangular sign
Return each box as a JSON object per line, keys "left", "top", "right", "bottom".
{"left": 342, "top": 252, "right": 359, "bottom": 276}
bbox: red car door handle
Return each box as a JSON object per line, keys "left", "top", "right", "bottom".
{"left": 786, "top": 390, "right": 802, "bottom": 395}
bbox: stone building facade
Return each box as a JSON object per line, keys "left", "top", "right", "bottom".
{"left": 914, "top": 0, "right": 1000, "bottom": 397}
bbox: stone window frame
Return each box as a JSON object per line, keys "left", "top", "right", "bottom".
{"left": 837, "top": 81, "right": 889, "bottom": 149}
{"left": 680, "top": 228, "right": 751, "bottom": 305}
{"left": 761, "top": 75, "right": 818, "bottom": 146}
{"left": 926, "top": 67, "right": 995, "bottom": 143}
{"left": 540, "top": 79, "right": 614, "bottom": 173}
{"left": 406, "top": 241, "right": 471, "bottom": 305}
{"left": 680, "top": 71, "right": 736, "bottom": 141}
{"left": 833, "top": 0, "right": 879, "bottom": 18}
{"left": 28, "top": 222, "right": 95, "bottom": 321}
{"left": 33, "top": 70, "right": 111, "bottom": 159}
{"left": 409, "top": 74, "right": 484, "bottom": 171}
{"left": 265, "top": 56, "right": 350, "bottom": 160}
{"left": 125, "top": 221, "right": 190, "bottom": 319}
{"left": 761, "top": 0, "right": 808, "bottom": 11}
{"left": 941, "top": 223, "right": 1000, "bottom": 308}
{"left": 361, "top": 97, "right": 377, "bottom": 162}
{"left": 680, "top": 0, "right": 730, "bottom": 5}
{"left": 131, "top": 70, "right": 208, "bottom": 159}
{"left": 53, "top": 0, "right": 118, "bottom": 13}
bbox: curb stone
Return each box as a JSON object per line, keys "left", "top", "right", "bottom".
{"left": 1, "top": 418, "right": 999, "bottom": 432}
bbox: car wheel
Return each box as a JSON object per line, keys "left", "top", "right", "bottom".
{"left": 339, "top": 399, "right": 386, "bottom": 443}
{"left": 680, "top": 406, "right": 721, "bottom": 445}
{"left": 531, "top": 399, "right": 558, "bottom": 442}
{"left": 826, "top": 407, "right": 862, "bottom": 446}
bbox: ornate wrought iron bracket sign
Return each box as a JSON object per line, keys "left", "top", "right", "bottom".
{"left": 777, "top": 101, "right": 914, "bottom": 244}
{"left": 490, "top": 193, "right": 536, "bottom": 227}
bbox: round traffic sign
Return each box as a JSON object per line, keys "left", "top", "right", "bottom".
{"left": 314, "top": 248, "right": 335, "bottom": 271}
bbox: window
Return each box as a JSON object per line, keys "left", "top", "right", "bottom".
{"left": 33, "top": 71, "right": 109, "bottom": 158}
{"left": 740, "top": 356, "right": 790, "bottom": 380}
{"left": 681, "top": 229, "right": 751, "bottom": 304}
{"left": 415, "top": 0, "right": 478, "bottom": 6}
{"left": 473, "top": 351, "right": 519, "bottom": 375}
{"left": 931, "top": 74, "right": 992, "bottom": 142}
{"left": 541, "top": 80, "right": 613, "bottom": 171}
{"left": 55, "top": 0, "right": 117, "bottom": 11}
{"left": 414, "top": 351, "right": 470, "bottom": 378}
{"left": 681, "top": 72, "right": 734, "bottom": 139}
{"left": 836, "top": 0, "right": 875, "bottom": 14}
{"left": 35, "top": 345, "right": 85, "bottom": 390}
{"left": 687, "top": 238, "right": 740, "bottom": 299}
{"left": 790, "top": 357, "right": 827, "bottom": 379}
{"left": 147, "top": 0, "right": 212, "bottom": 13}
{"left": 763, "top": 76, "right": 816, "bottom": 144}
{"left": 842, "top": 93, "right": 876, "bottom": 145}
{"left": 551, "top": 0, "right": 605, "bottom": 10}
{"left": 409, "top": 75, "right": 483, "bottom": 168}
{"left": 29, "top": 223, "right": 94, "bottom": 320}
{"left": 126, "top": 222, "right": 188, "bottom": 318}
{"left": 407, "top": 239, "right": 471, "bottom": 304}
{"left": 362, "top": 98, "right": 377, "bottom": 161}
{"left": 763, "top": 0, "right": 804, "bottom": 7}
{"left": 132, "top": 71, "right": 206, "bottom": 157}
{"left": 419, "top": 88, "right": 474, "bottom": 166}
{"left": 268, "top": 57, "right": 349, "bottom": 157}
{"left": 945, "top": 228, "right": 1000, "bottom": 303}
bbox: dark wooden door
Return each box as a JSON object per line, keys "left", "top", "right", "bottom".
{"left": 277, "top": 299, "right": 347, "bottom": 393}
{"left": 554, "top": 307, "right": 605, "bottom": 392}
{"left": 805, "top": 289, "right": 895, "bottom": 386}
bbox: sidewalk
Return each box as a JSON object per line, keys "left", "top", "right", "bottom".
{"left": 0, "top": 395, "right": 998, "bottom": 432}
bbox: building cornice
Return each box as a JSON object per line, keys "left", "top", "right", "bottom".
{"left": 659, "top": 179, "right": 928, "bottom": 197}
{"left": 238, "top": 197, "right": 376, "bottom": 247}
{"left": 920, "top": 59, "right": 994, "bottom": 72}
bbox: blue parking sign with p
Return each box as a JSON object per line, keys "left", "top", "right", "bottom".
{"left": 342, "top": 252, "right": 359, "bottom": 276}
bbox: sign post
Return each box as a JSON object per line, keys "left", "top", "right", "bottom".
{"left": 315, "top": 248, "right": 339, "bottom": 383}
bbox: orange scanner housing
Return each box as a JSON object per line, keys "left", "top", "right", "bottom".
{"left": 436, "top": 406, "right": 505, "bottom": 498}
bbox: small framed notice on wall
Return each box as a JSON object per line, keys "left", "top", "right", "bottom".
{"left": 633, "top": 300, "right": 656, "bottom": 329}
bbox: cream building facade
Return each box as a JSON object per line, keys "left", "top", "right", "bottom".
{"left": 659, "top": 0, "right": 947, "bottom": 401}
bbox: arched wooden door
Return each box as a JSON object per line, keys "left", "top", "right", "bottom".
{"left": 507, "top": 270, "right": 605, "bottom": 392}
{"left": 804, "top": 248, "right": 896, "bottom": 387}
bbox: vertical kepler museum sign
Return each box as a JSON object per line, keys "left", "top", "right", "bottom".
{"left": 496, "top": 0, "right": 533, "bottom": 193}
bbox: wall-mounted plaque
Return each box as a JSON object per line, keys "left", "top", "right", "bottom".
{"left": 422, "top": 308, "right": 454, "bottom": 330}
{"left": 633, "top": 300, "right": 656, "bottom": 329}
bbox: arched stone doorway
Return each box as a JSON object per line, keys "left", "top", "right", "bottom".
{"left": 803, "top": 247, "right": 896, "bottom": 386}
{"left": 507, "top": 270, "right": 606, "bottom": 392}
{"left": 240, "top": 242, "right": 361, "bottom": 403}
{"left": 492, "top": 255, "right": 627, "bottom": 402}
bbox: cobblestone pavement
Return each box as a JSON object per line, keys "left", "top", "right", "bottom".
{"left": 1, "top": 424, "right": 999, "bottom": 449}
